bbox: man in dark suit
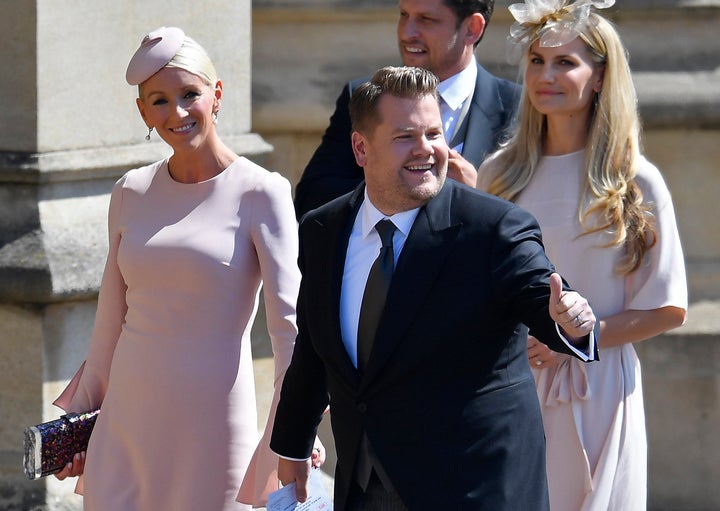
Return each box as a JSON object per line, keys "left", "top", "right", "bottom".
{"left": 271, "top": 66, "right": 598, "bottom": 510}
{"left": 293, "top": 0, "right": 520, "bottom": 219}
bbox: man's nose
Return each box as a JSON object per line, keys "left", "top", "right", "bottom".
{"left": 413, "top": 135, "right": 433, "bottom": 155}
{"left": 399, "top": 18, "right": 418, "bottom": 39}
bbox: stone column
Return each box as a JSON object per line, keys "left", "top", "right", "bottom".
{"left": 0, "top": 2, "right": 269, "bottom": 509}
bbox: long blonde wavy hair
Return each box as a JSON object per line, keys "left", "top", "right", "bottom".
{"left": 483, "top": 14, "right": 655, "bottom": 276}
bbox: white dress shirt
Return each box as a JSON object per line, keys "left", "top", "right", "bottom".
{"left": 339, "top": 192, "right": 419, "bottom": 368}
{"left": 438, "top": 63, "right": 477, "bottom": 152}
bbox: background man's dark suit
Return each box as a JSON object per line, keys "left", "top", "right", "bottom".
{"left": 293, "top": 61, "right": 520, "bottom": 219}
{"left": 271, "top": 180, "right": 598, "bottom": 510}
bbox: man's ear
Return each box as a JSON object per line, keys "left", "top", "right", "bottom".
{"left": 351, "top": 131, "right": 368, "bottom": 168}
{"left": 465, "top": 13, "right": 486, "bottom": 47}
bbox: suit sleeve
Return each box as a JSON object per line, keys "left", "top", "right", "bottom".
{"left": 491, "top": 205, "right": 598, "bottom": 359}
{"left": 293, "top": 84, "right": 364, "bottom": 220}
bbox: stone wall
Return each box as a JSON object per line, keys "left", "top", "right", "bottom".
{"left": 0, "top": 2, "right": 266, "bottom": 509}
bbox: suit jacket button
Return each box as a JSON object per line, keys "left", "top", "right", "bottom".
{"left": 357, "top": 403, "right": 367, "bottom": 413}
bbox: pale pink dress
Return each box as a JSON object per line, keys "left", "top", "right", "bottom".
{"left": 55, "top": 158, "right": 300, "bottom": 510}
{"left": 481, "top": 150, "right": 687, "bottom": 510}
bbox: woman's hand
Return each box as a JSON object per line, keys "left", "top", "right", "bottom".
{"left": 527, "top": 335, "right": 560, "bottom": 369}
{"left": 311, "top": 437, "right": 326, "bottom": 468}
{"left": 447, "top": 149, "right": 478, "bottom": 187}
{"left": 54, "top": 451, "right": 86, "bottom": 480}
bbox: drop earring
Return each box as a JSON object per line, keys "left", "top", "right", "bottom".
{"left": 146, "top": 127, "right": 154, "bottom": 141}
{"left": 212, "top": 111, "right": 219, "bottom": 124}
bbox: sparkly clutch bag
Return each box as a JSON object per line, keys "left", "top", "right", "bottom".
{"left": 23, "top": 409, "right": 100, "bottom": 480}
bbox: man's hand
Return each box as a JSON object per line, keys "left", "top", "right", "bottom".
{"left": 278, "top": 457, "right": 312, "bottom": 503}
{"left": 548, "top": 273, "right": 596, "bottom": 341}
{"left": 446, "top": 149, "right": 478, "bottom": 187}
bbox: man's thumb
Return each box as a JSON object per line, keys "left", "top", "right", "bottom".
{"left": 549, "top": 272, "right": 563, "bottom": 304}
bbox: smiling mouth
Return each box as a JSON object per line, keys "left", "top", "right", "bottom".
{"left": 406, "top": 163, "right": 433, "bottom": 172}
{"left": 170, "top": 123, "right": 195, "bottom": 133}
{"left": 403, "top": 45, "right": 425, "bottom": 54}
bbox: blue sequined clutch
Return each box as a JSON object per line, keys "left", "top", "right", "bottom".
{"left": 23, "top": 409, "right": 100, "bottom": 480}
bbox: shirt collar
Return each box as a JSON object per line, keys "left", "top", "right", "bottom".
{"left": 360, "top": 189, "right": 419, "bottom": 239}
{"left": 438, "top": 62, "right": 477, "bottom": 111}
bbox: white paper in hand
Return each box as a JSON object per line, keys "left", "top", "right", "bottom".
{"left": 267, "top": 467, "right": 333, "bottom": 511}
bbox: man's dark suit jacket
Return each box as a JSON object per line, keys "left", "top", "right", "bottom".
{"left": 271, "top": 180, "right": 598, "bottom": 510}
{"left": 293, "top": 61, "right": 520, "bottom": 219}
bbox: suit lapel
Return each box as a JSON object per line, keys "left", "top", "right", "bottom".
{"left": 314, "top": 186, "right": 364, "bottom": 381}
{"left": 451, "top": 61, "right": 507, "bottom": 168}
{"left": 361, "top": 183, "right": 462, "bottom": 383}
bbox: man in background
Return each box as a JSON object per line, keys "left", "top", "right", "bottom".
{"left": 293, "top": 0, "right": 519, "bottom": 219}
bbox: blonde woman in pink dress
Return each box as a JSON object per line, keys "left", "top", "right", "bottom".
{"left": 478, "top": 2, "right": 687, "bottom": 509}
{"left": 53, "top": 27, "right": 323, "bottom": 510}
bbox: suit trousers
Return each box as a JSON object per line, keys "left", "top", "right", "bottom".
{"left": 347, "top": 471, "right": 408, "bottom": 511}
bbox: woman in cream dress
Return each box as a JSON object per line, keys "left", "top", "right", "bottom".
{"left": 478, "top": 2, "right": 687, "bottom": 509}
{"left": 54, "top": 27, "right": 323, "bottom": 510}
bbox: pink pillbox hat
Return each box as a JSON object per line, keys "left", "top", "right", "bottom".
{"left": 126, "top": 26, "right": 185, "bottom": 85}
